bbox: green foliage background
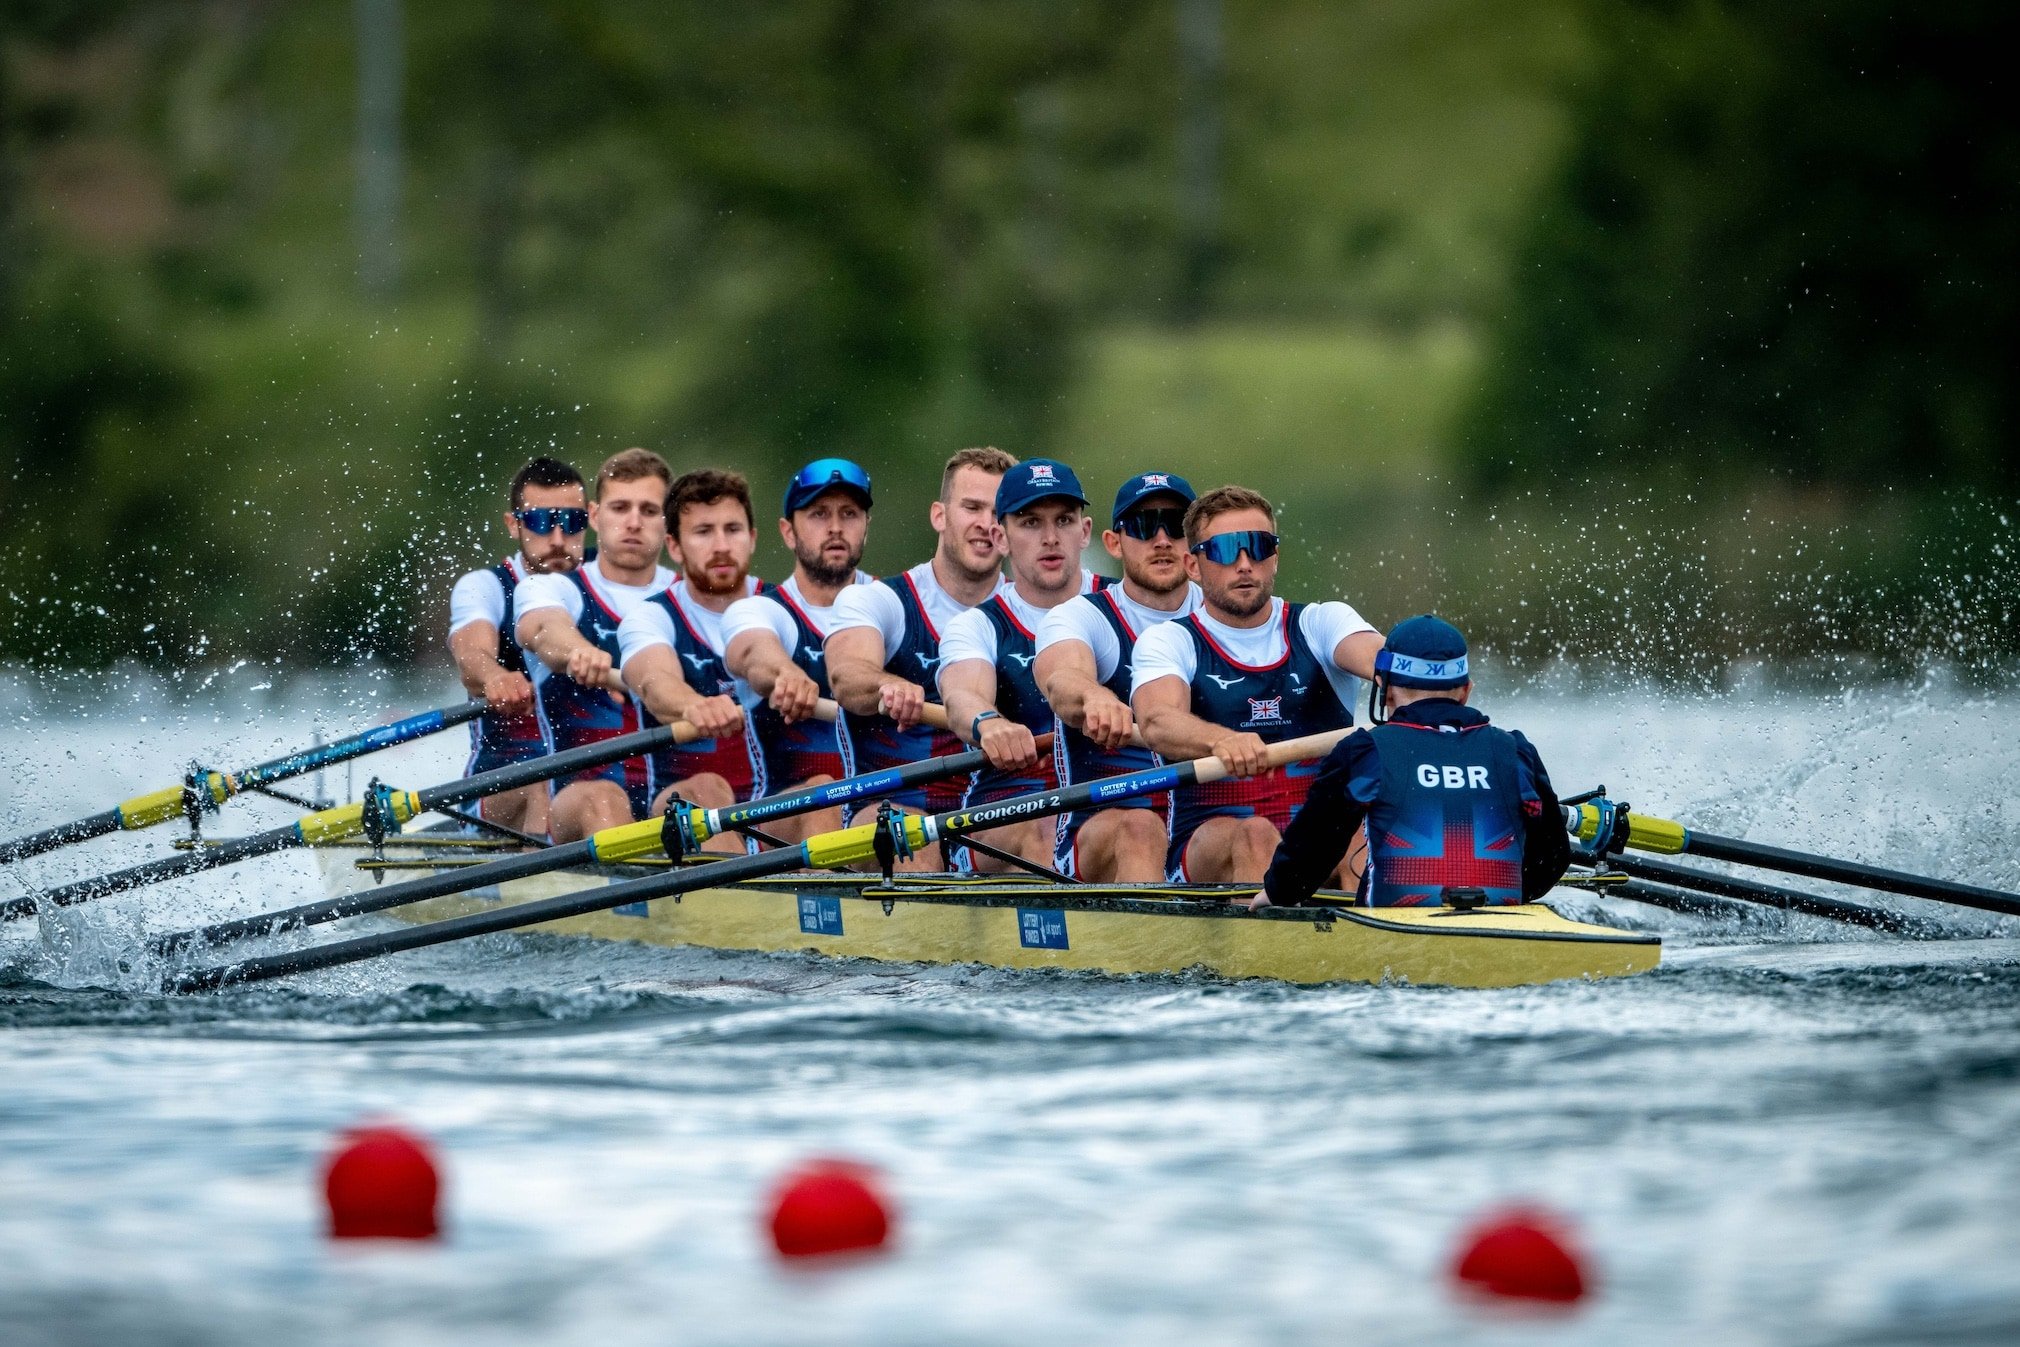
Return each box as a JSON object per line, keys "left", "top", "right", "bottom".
{"left": 1, "top": 0, "right": 2012, "bottom": 676}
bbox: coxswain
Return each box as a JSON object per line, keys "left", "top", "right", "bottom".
{"left": 825, "top": 446, "right": 1013, "bottom": 871}
{"left": 719, "top": 458, "right": 875, "bottom": 846}
{"left": 514, "top": 448, "right": 677, "bottom": 843}
{"left": 617, "top": 468, "right": 763, "bottom": 853}
{"left": 1131, "top": 485, "right": 1382, "bottom": 883}
{"left": 1034, "top": 471, "right": 1203, "bottom": 881}
{"left": 938, "top": 459, "right": 1106, "bottom": 870}
{"left": 1249, "top": 615, "right": 1571, "bottom": 909}
{"left": 446, "top": 456, "right": 588, "bottom": 835}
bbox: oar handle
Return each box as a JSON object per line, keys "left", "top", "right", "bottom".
{"left": 1191, "top": 729, "right": 1351, "bottom": 787}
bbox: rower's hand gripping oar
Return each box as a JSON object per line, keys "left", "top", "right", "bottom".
{"left": 168, "top": 729, "right": 1350, "bottom": 992}
{"left": 151, "top": 723, "right": 1039, "bottom": 958}
{"left": 0, "top": 699, "right": 491, "bottom": 866}
{"left": 1565, "top": 793, "right": 2020, "bottom": 920}
{"left": 2, "top": 717, "right": 713, "bottom": 923}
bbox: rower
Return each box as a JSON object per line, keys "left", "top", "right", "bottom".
{"left": 445, "top": 456, "right": 587, "bottom": 835}
{"left": 719, "top": 458, "right": 875, "bottom": 846}
{"left": 617, "top": 468, "right": 763, "bottom": 853}
{"left": 514, "top": 448, "right": 677, "bottom": 843}
{"left": 939, "top": 459, "right": 1106, "bottom": 870}
{"left": 1131, "top": 485, "right": 1383, "bottom": 883}
{"left": 1249, "top": 615, "right": 1571, "bottom": 909}
{"left": 825, "top": 446, "right": 1013, "bottom": 872}
{"left": 1034, "top": 471, "right": 1203, "bottom": 881}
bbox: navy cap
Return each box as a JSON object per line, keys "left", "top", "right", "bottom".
{"left": 1373, "top": 614, "right": 1470, "bottom": 689}
{"left": 995, "top": 458, "right": 1088, "bottom": 518}
{"left": 1110, "top": 471, "right": 1197, "bottom": 525}
{"left": 782, "top": 457, "right": 873, "bottom": 517}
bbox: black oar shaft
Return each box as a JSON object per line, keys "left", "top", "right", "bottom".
{"left": 1681, "top": 831, "right": 2020, "bottom": 919}
{"left": 1597, "top": 853, "right": 1922, "bottom": 934}
{"left": 4, "top": 725, "right": 676, "bottom": 922}
{"left": 151, "top": 840, "right": 597, "bottom": 958}
{"left": 0, "top": 810, "right": 124, "bottom": 864}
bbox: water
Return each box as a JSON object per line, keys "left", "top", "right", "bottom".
{"left": 3, "top": 666, "right": 2018, "bottom": 1346}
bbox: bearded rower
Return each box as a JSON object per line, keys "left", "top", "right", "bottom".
{"left": 1033, "top": 471, "right": 1203, "bottom": 881}
{"left": 938, "top": 459, "right": 1106, "bottom": 871}
{"left": 1131, "top": 485, "right": 1382, "bottom": 884}
{"left": 719, "top": 458, "right": 875, "bottom": 846}
{"left": 825, "top": 446, "right": 1013, "bottom": 872}
{"left": 515, "top": 448, "right": 677, "bottom": 843}
{"left": 446, "top": 456, "right": 588, "bottom": 835}
{"left": 616, "top": 468, "right": 762, "bottom": 854}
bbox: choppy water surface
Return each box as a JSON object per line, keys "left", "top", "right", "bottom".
{"left": 3, "top": 667, "right": 2018, "bottom": 1347}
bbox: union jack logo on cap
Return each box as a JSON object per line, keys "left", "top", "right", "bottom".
{"left": 1142, "top": 473, "right": 1170, "bottom": 487}
{"left": 1030, "top": 463, "right": 1057, "bottom": 482}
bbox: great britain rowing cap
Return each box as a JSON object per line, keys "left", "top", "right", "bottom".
{"left": 1374, "top": 614, "right": 1470, "bottom": 689}
{"left": 995, "top": 458, "right": 1088, "bottom": 517}
{"left": 1110, "top": 470, "right": 1196, "bottom": 525}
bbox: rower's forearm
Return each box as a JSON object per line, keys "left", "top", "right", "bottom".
{"left": 1139, "top": 708, "right": 1225, "bottom": 761}
{"left": 1043, "top": 669, "right": 1100, "bottom": 728}
{"left": 740, "top": 651, "right": 787, "bottom": 698}
{"left": 827, "top": 660, "right": 890, "bottom": 716}
{"left": 941, "top": 686, "right": 995, "bottom": 745}
{"left": 520, "top": 619, "right": 587, "bottom": 672}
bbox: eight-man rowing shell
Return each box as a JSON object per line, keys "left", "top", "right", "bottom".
{"left": 314, "top": 837, "right": 1660, "bottom": 989}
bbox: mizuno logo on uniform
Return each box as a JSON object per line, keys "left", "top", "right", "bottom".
{"left": 802, "top": 646, "right": 825, "bottom": 665}
{"left": 1247, "top": 696, "right": 1283, "bottom": 723}
{"left": 589, "top": 623, "right": 615, "bottom": 643}
{"left": 681, "top": 652, "right": 713, "bottom": 673}
{"left": 1205, "top": 673, "right": 1242, "bottom": 690}
{"left": 1006, "top": 653, "right": 1035, "bottom": 669}
{"left": 915, "top": 653, "right": 941, "bottom": 671}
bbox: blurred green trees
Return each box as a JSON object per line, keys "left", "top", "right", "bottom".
{"left": 1, "top": 1, "right": 2012, "bottom": 672}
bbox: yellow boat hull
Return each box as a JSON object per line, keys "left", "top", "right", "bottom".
{"left": 317, "top": 848, "right": 1659, "bottom": 989}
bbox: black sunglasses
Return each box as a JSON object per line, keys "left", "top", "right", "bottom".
{"left": 514, "top": 506, "right": 590, "bottom": 536}
{"left": 1116, "top": 507, "right": 1187, "bottom": 542}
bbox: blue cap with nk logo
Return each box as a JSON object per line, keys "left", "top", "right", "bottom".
{"left": 1373, "top": 614, "right": 1470, "bottom": 689}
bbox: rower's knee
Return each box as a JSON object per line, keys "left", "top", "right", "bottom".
{"left": 1113, "top": 808, "right": 1166, "bottom": 856}
{"left": 1233, "top": 816, "right": 1281, "bottom": 865}
{"left": 664, "top": 773, "right": 734, "bottom": 809}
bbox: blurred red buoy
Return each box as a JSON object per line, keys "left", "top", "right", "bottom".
{"left": 323, "top": 1124, "right": 442, "bottom": 1241}
{"left": 1451, "top": 1207, "right": 1588, "bottom": 1304}
{"left": 767, "top": 1159, "right": 892, "bottom": 1259}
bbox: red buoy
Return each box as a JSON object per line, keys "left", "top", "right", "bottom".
{"left": 323, "top": 1124, "right": 442, "bottom": 1240}
{"left": 767, "top": 1158, "right": 892, "bottom": 1258}
{"left": 1451, "top": 1207, "right": 1588, "bottom": 1304}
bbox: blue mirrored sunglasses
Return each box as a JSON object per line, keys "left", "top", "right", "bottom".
{"left": 790, "top": 457, "right": 873, "bottom": 499}
{"left": 1188, "top": 529, "right": 1279, "bottom": 566}
{"left": 513, "top": 506, "right": 590, "bottom": 536}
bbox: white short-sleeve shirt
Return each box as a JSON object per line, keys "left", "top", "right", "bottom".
{"left": 448, "top": 556, "right": 524, "bottom": 637}
{"left": 721, "top": 572, "right": 872, "bottom": 652}
{"left": 614, "top": 576, "right": 761, "bottom": 669}
{"left": 826, "top": 561, "right": 1005, "bottom": 655}
{"left": 1130, "top": 597, "right": 1376, "bottom": 710}
{"left": 1033, "top": 581, "right": 1203, "bottom": 682}
{"left": 937, "top": 570, "right": 1103, "bottom": 686}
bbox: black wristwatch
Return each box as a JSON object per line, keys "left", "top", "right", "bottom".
{"left": 970, "top": 709, "right": 1002, "bottom": 743}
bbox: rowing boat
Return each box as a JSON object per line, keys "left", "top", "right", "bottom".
{"left": 310, "top": 834, "right": 1661, "bottom": 988}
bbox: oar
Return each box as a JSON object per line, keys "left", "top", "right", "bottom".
{"left": 1566, "top": 799, "right": 2020, "bottom": 920}
{"left": 2, "top": 721, "right": 698, "bottom": 923}
{"left": 1588, "top": 851, "right": 1936, "bottom": 936}
{"left": 0, "top": 699, "right": 490, "bottom": 865}
{"left": 149, "top": 728, "right": 1037, "bottom": 958}
{"left": 167, "top": 729, "right": 1349, "bottom": 992}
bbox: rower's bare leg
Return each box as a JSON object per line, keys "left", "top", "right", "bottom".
{"left": 1180, "top": 815, "right": 1282, "bottom": 885}
{"left": 547, "top": 779, "right": 635, "bottom": 843}
{"left": 481, "top": 784, "right": 548, "bottom": 838}
{"left": 962, "top": 818, "right": 1058, "bottom": 874}
{"left": 753, "top": 776, "right": 842, "bottom": 847}
{"left": 1074, "top": 807, "right": 1168, "bottom": 883}
{"left": 653, "top": 774, "right": 744, "bottom": 855}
